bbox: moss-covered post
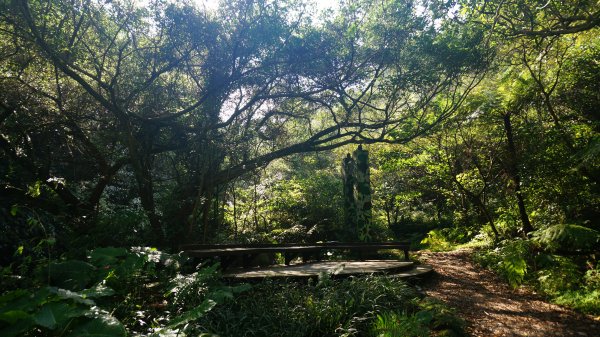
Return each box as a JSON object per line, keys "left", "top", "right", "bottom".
{"left": 353, "top": 145, "right": 372, "bottom": 241}
{"left": 342, "top": 153, "right": 357, "bottom": 239}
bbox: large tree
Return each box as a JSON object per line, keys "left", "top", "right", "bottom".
{"left": 0, "top": 0, "right": 486, "bottom": 246}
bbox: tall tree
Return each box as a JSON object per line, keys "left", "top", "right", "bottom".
{"left": 0, "top": 0, "right": 487, "bottom": 245}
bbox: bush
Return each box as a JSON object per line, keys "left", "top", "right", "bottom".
{"left": 531, "top": 224, "right": 600, "bottom": 253}
{"left": 473, "top": 239, "right": 532, "bottom": 288}
{"left": 194, "top": 275, "right": 431, "bottom": 337}
{"left": 553, "top": 290, "right": 600, "bottom": 315}
{"left": 535, "top": 255, "right": 581, "bottom": 295}
{"left": 0, "top": 247, "right": 242, "bottom": 337}
{"left": 421, "top": 227, "right": 480, "bottom": 251}
{"left": 585, "top": 266, "right": 600, "bottom": 291}
{"left": 473, "top": 236, "right": 600, "bottom": 315}
{"left": 371, "top": 298, "right": 466, "bottom": 337}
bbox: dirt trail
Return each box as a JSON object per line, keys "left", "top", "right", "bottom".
{"left": 418, "top": 249, "right": 600, "bottom": 337}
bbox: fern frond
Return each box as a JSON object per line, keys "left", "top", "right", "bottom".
{"left": 503, "top": 255, "right": 527, "bottom": 288}
{"left": 532, "top": 224, "right": 600, "bottom": 252}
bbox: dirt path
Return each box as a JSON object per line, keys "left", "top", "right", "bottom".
{"left": 418, "top": 249, "right": 600, "bottom": 337}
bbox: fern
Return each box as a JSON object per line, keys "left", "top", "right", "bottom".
{"left": 371, "top": 311, "right": 431, "bottom": 337}
{"left": 475, "top": 239, "right": 531, "bottom": 288}
{"left": 503, "top": 254, "right": 527, "bottom": 288}
{"left": 532, "top": 224, "right": 600, "bottom": 252}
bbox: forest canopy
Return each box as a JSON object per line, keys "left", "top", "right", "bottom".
{"left": 0, "top": 0, "right": 489, "bottom": 248}
{"left": 0, "top": 0, "right": 598, "bottom": 262}
{"left": 1, "top": 0, "right": 599, "bottom": 336}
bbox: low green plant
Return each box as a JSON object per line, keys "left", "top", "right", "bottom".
{"left": 194, "top": 275, "right": 422, "bottom": 336}
{"left": 420, "top": 229, "right": 455, "bottom": 251}
{"left": 0, "top": 284, "right": 125, "bottom": 337}
{"left": 473, "top": 239, "right": 532, "bottom": 288}
{"left": 371, "top": 310, "right": 431, "bottom": 337}
{"left": 553, "top": 290, "right": 600, "bottom": 315}
{"left": 0, "top": 247, "right": 241, "bottom": 336}
{"left": 472, "top": 232, "right": 600, "bottom": 315}
{"left": 421, "top": 227, "right": 481, "bottom": 252}
{"left": 370, "top": 298, "right": 466, "bottom": 337}
{"left": 584, "top": 265, "right": 600, "bottom": 290}
{"left": 540, "top": 262, "right": 600, "bottom": 315}
{"left": 531, "top": 224, "right": 600, "bottom": 253}
{"left": 421, "top": 230, "right": 451, "bottom": 251}
{"left": 535, "top": 255, "right": 581, "bottom": 295}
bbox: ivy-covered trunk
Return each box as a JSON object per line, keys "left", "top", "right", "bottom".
{"left": 342, "top": 145, "right": 373, "bottom": 242}
{"left": 503, "top": 113, "right": 533, "bottom": 235}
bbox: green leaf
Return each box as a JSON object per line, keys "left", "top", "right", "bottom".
{"left": 33, "top": 302, "right": 86, "bottom": 329}
{"left": 0, "top": 314, "right": 35, "bottom": 337}
{"left": 50, "top": 288, "right": 94, "bottom": 306}
{"left": 415, "top": 310, "right": 434, "bottom": 325}
{"left": 206, "top": 289, "right": 233, "bottom": 303}
{"left": 0, "top": 288, "right": 49, "bottom": 313}
{"left": 0, "top": 289, "right": 29, "bottom": 308}
{"left": 48, "top": 260, "right": 97, "bottom": 290}
{"left": 0, "top": 310, "right": 31, "bottom": 324}
{"left": 532, "top": 224, "right": 600, "bottom": 252}
{"left": 167, "top": 299, "right": 216, "bottom": 329}
{"left": 230, "top": 283, "right": 252, "bottom": 294}
{"left": 502, "top": 255, "right": 527, "bottom": 288}
{"left": 9, "top": 204, "right": 18, "bottom": 216}
{"left": 27, "top": 181, "right": 42, "bottom": 197}
{"left": 88, "top": 247, "right": 128, "bottom": 267}
{"left": 81, "top": 284, "right": 115, "bottom": 298}
{"left": 65, "top": 316, "right": 126, "bottom": 337}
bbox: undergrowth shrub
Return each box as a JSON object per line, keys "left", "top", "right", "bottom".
{"left": 192, "top": 274, "right": 464, "bottom": 337}
{"left": 471, "top": 225, "right": 600, "bottom": 315}
{"left": 585, "top": 266, "right": 600, "bottom": 291}
{"left": 0, "top": 247, "right": 242, "bottom": 337}
{"left": 553, "top": 290, "right": 600, "bottom": 315}
{"left": 421, "top": 229, "right": 454, "bottom": 251}
{"left": 420, "top": 228, "right": 468, "bottom": 251}
{"left": 535, "top": 255, "right": 581, "bottom": 295}
{"left": 371, "top": 298, "right": 466, "bottom": 337}
{"left": 531, "top": 224, "right": 600, "bottom": 253}
{"left": 473, "top": 239, "right": 532, "bottom": 288}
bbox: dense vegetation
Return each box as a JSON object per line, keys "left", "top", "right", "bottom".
{"left": 1, "top": 0, "right": 599, "bottom": 335}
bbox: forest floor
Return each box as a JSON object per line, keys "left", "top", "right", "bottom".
{"left": 417, "top": 249, "right": 600, "bottom": 337}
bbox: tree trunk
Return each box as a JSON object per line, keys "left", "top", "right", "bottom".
{"left": 503, "top": 113, "right": 534, "bottom": 235}
{"left": 452, "top": 177, "right": 500, "bottom": 241}
{"left": 124, "top": 128, "right": 163, "bottom": 245}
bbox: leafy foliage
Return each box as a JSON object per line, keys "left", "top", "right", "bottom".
{"left": 0, "top": 0, "right": 599, "bottom": 330}
{"left": 474, "top": 239, "right": 532, "bottom": 288}
{"left": 371, "top": 298, "right": 466, "bottom": 337}
{"left": 535, "top": 255, "right": 582, "bottom": 295}
{"left": 185, "top": 274, "right": 465, "bottom": 337}
{"left": 532, "top": 224, "right": 600, "bottom": 253}
{"left": 0, "top": 247, "right": 242, "bottom": 336}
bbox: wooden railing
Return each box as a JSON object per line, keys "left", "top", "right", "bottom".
{"left": 181, "top": 242, "right": 412, "bottom": 270}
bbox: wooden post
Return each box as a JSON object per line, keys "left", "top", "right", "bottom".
{"left": 342, "top": 153, "right": 357, "bottom": 239}
{"left": 353, "top": 145, "right": 372, "bottom": 242}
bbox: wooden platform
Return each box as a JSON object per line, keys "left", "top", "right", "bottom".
{"left": 223, "top": 260, "right": 433, "bottom": 279}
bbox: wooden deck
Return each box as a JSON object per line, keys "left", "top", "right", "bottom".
{"left": 223, "top": 260, "right": 433, "bottom": 279}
